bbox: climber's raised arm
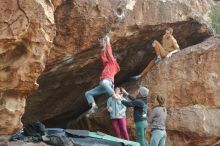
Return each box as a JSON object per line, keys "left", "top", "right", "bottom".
{"left": 101, "top": 39, "right": 108, "bottom": 66}
{"left": 104, "top": 36, "right": 116, "bottom": 63}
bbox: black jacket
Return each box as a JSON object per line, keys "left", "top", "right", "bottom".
{"left": 122, "top": 94, "right": 148, "bottom": 122}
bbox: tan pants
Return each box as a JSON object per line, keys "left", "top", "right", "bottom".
{"left": 140, "top": 43, "right": 168, "bottom": 76}
{"left": 154, "top": 42, "right": 168, "bottom": 57}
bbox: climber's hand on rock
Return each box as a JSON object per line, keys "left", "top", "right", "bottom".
{"left": 166, "top": 52, "right": 173, "bottom": 58}
{"left": 105, "top": 36, "right": 110, "bottom": 45}
{"left": 167, "top": 49, "right": 179, "bottom": 58}
{"left": 152, "top": 40, "right": 158, "bottom": 47}
{"left": 101, "top": 39, "right": 107, "bottom": 51}
{"left": 34, "top": 82, "right": 39, "bottom": 90}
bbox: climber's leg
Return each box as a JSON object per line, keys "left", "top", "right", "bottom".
{"left": 140, "top": 59, "right": 156, "bottom": 77}
{"left": 153, "top": 41, "right": 168, "bottom": 57}
{"left": 153, "top": 41, "right": 168, "bottom": 65}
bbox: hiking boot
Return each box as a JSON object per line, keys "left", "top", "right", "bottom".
{"left": 86, "top": 105, "right": 98, "bottom": 117}
{"left": 155, "top": 57, "right": 162, "bottom": 65}
{"left": 130, "top": 75, "right": 141, "bottom": 80}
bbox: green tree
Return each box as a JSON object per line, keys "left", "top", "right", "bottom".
{"left": 211, "top": 3, "right": 220, "bottom": 34}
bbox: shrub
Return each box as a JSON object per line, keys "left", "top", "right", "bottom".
{"left": 210, "top": 3, "right": 220, "bottom": 34}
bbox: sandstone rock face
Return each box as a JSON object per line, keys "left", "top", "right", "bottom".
{"left": 47, "top": 0, "right": 214, "bottom": 69}
{"left": 140, "top": 37, "right": 220, "bottom": 108}
{"left": 142, "top": 36, "right": 220, "bottom": 146}
{"left": 70, "top": 37, "right": 220, "bottom": 146}
{"left": 0, "top": 0, "right": 55, "bottom": 135}
{"left": 167, "top": 105, "right": 220, "bottom": 146}
{"left": 23, "top": 0, "right": 213, "bottom": 127}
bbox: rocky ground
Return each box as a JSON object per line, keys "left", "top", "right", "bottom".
{"left": 0, "top": 136, "right": 49, "bottom": 146}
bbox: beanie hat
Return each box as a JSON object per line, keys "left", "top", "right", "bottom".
{"left": 138, "top": 86, "right": 149, "bottom": 97}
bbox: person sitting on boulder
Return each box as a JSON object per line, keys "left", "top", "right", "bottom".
{"left": 131, "top": 27, "right": 180, "bottom": 80}
{"left": 148, "top": 95, "right": 167, "bottom": 146}
{"left": 85, "top": 35, "right": 120, "bottom": 117}
{"left": 120, "top": 87, "right": 149, "bottom": 146}
{"left": 107, "top": 87, "right": 129, "bottom": 140}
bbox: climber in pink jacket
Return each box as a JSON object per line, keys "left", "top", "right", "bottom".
{"left": 85, "top": 36, "right": 120, "bottom": 117}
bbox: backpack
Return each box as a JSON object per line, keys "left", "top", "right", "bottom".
{"left": 23, "top": 121, "right": 45, "bottom": 137}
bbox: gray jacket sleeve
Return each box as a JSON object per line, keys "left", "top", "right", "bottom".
{"left": 148, "top": 108, "right": 158, "bottom": 124}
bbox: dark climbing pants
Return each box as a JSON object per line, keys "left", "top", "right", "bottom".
{"left": 135, "top": 120, "right": 148, "bottom": 146}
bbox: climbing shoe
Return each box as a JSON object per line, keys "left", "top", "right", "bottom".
{"left": 155, "top": 57, "right": 162, "bottom": 65}
{"left": 130, "top": 75, "right": 141, "bottom": 80}
{"left": 86, "top": 105, "right": 98, "bottom": 117}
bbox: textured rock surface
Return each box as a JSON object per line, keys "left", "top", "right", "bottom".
{"left": 0, "top": 0, "right": 55, "bottom": 135}
{"left": 142, "top": 36, "right": 220, "bottom": 146}
{"left": 167, "top": 105, "right": 220, "bottom": 146}
{"left": 23, "top": 0, "right": 213, "bottom": 127}
{"left": 69, "top": 37, "right": 220, "bottom": 146}
{"left": 47, "top": 0, "right": 214, "bottom": 69}
{"left": 139, "top": 37, "right": 220, "bottom": 108}
{"left": 0, "top": 136, "right": 49, "bottom": 146}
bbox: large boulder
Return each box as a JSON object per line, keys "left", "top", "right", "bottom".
{"left": 47, "top": 0, "right": 214, "bottom": 69}
{"left": 69, "top": 36, "right": 220, "bottom": 146}
{"left": 167, "top": 105, "right": 220, "bottom": 146}
{"left": 0, "top": 0, "right": 55, "bottom": 135}
{"left": 139, "top": 37, "right": 220, "bottom": 108}
{"left": 23, "top": 0, "right": 213, "bottom": 127}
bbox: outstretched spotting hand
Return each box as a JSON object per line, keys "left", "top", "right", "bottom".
{"left": 121, "top": 87, "right": 128, "bottom": 96}
{"left": 113, "top": 93, "right": 122, "bottom": 100}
